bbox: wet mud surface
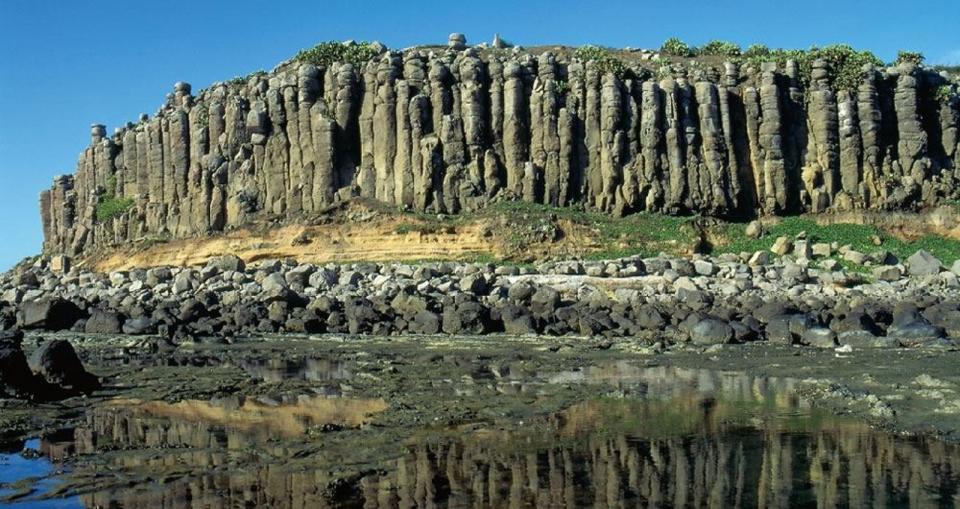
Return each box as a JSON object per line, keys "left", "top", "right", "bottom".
{"left": 2, "top": 333, "right": 960, "bottom": 507}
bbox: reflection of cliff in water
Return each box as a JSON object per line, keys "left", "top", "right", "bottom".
{"left": 64, "top": 367, "right": 960, "bottom": 508}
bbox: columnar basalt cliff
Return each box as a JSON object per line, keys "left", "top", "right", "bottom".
{"left": 39, "top": 39, "right": 960, "bottom": 257}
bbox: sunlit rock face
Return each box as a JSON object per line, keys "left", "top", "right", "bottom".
{"left": 39, "top": 45, "right": 960, "bottom": 257}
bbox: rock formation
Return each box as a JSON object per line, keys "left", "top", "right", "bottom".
{"left": 39, "top": 41, "right": 960, "bottom": 257}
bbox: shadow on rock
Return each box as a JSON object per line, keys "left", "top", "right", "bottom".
{"left": 0, "top": 329, "right": 100, "bottom": 401}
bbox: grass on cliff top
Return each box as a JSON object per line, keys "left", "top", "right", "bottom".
{"left": 390, "top": 200, "right": 960, "bottom": 265}
{"left": 715, "top": 216, "right": 960, "bottom": 266}
{"left": 394, "top": 201, "right": 698, "bottom": 261}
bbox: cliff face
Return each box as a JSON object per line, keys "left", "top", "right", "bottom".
{"left": 39, "top": 43, "right": 960, "bottom": 257}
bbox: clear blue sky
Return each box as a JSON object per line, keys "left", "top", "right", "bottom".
{"left": 1, "top": 0, "right": 958, "bottom": 271}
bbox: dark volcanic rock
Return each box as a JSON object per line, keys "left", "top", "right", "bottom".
{"left": 690, "top": 319, "right": 733, "bottom": 345}
{"left": 0, "top": 329, "right": 33, "bottom": 397}
{"left": 500, "top": 305, "right": 535, "bottom": 335}
{"left": 85, "top": 309, "right": 123, "bottom": 334}
{"left": 29, "top": 339, "right": 101, "bottom": 395}
{"left": 18, "top": 298, "right": 84, "bottom": 330}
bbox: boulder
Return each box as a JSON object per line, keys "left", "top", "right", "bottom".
{"left": 0, "top": 329, "right": 33, "bottom": 397}
{"left": 690, "top": 319, "right": 733, "bottom": 345}
{"left": 811, "top": 243, "right": 832, "bottom": 258}
{"left": 842, "top": 250, "right": 868, "bottom": 265}
{"left": 906, "top": 250, "right": 942, "bottom": 276}
{"left": 208, "top": 254, "right": 246, "bottom": 273}
{"left": 28, "top": 339, "right": 100, "bottom": 395}
{"left": 85, "top": 309, "right": 123, "bottom": 334}
{"left": 872, "top": 265, "right": 903, "bottom": 282}
{"left": 500, "top": 305, "right": 536, "bottom": 335}
{"left": 18, "top": 298, "right": 84, "bottom": 330}
{"left": 802, "top": 327, "right": 837, "bottom": 348}
{"left": 442, "top": 298, "right": 489, "bottom": 334}
{"left": 530, "top": 286, "right": 561, "bottom": 317}
{"left": 693, "top": 260, "right": 715, "bottom": 276}
{"left": 409, "top": 311, "right": 442, "bottom": 334}
{"left": 770, "top": 237, "right": 792, "bottom": 256}
{"left": 122, "top": 317, "right": 157, "bottom": 335}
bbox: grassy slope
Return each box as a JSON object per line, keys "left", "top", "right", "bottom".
{"left": 395, "top": 201, "right": 960, "bottom": 266}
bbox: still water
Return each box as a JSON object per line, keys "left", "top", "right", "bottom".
{"left": 2, "top": 362, "right": 959, "bottom": 508}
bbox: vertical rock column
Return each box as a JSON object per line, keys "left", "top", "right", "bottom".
{"left": 457, "top": 50, "right": 488, "bottom": 208}
{"left": 718, "top": 62, "right": 743, "bottom": 213}
{"left": 373, "top": 55, "right": 400, "bottom": 203}
{"left": 894, "top": 63, "right": 931, "bottom": 195}
{"left": 695, "top": 79, "right": 732, "bottom": 214}
{"left": 857, "top": 65, "right": 883, "bottom": 208}
{"left": 639, "top": 80, "right": 665, "bottom": 212}
{"left": 757, "top": 63, "right": 788, "bottom": 213}
{"left": 804, "top": 59, "right": 840, "bottom": 212}
{"left": 942, "top": 93, "right": 959, "bottom": 177}
{"left": 661, "top": 76, "right": 688, "bottom": 212}
{"left": 598, "top": 73, "right": 625, "bottom": 212}
{"left": 836, "top": 88, "right": 862, "bottom": 210}
{"left": 502, "top": 60, "right": 528, "bottom": 197}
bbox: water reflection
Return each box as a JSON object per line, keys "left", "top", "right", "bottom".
{"left": 0, "top": 438, "right": 81, "bottom": 508}
{"left": 241, "top": 358, "right": 353, "bottom": 383}
{"left": 31, "top": 366, "right": 960, "bottom": 507}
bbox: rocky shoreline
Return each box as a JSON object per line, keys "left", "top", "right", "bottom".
{"left": 4, "top": 235, "right": 960, "bottom": 349}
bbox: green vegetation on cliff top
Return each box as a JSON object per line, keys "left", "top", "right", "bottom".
{"left": 394, "top": 200, "right": 960, "bottom": 267}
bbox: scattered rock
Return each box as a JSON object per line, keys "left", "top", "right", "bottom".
{"left": 690, "top": 319, "right": 733, "bottom": 345}
{"left": 907, "top": 250, "right": 943, "bottom": 276}
{"left": 770, "top": 237, "right": 792, "bottom": 256}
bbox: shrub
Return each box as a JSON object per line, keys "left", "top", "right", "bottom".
{"left": 661, "top": 37, "right": 694, "bottom": 57}
{"left": 743, "top": 44, "right": 771, "bottom": 58}
{"left": 896, "top": 50, "right": 925, "bottom": 66}
{"left": 574, "top": 45, "right": 630, "bottom": 79}
{"left": 936, "top": 85, "right": 955, "bottom": 103}
{"left": 294, "top": 41, "right": 380, "bottom": 68}
{"left": 96, "top": 196, "right": 134, "bottom": 222}
{"left": 699, "top": 40, "right": 741, "bottom": 57}
{"left": 738, "top": 44, "right": 882, "bottom": 90}
{"left": 806, "top": 45, "right": 884, "bottom": 90}
{"left": 95, "top": 174, "right": 134, "bottom": 222}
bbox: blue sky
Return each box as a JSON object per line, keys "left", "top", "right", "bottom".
{"left": 1, "top": 0, "right": 958, "bottom": 271}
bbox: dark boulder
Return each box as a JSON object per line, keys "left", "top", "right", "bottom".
{"left": 634, "top": 306, "right": 666, "bottom": 331}
{"left": 690, "top": 318, "right": 733, "bottom": 345}
{"left": 409, "top": 311, "right": 442, "bottom": 334}
{"left": 765, "top": 314, "right": 817, "bottom": 345}
{"left": 442, "top": 298, "right": 489, "bottom": 335}
{"left": 85, "top": 309, "right": 123, "bottom": 334}
{"left": 802, "top": 327, "right": 838, "bottom": 348}
{"left": 28, "top": 339, "right": 100, "bottom": 396}
{"left": 122, "top": 317, "right": 157, "bottom": 335}
{"left": 344, "top": 298, "right": 380, "bottom": 335}
{"left": 500, "top": 305, "right": 536, "bottom": 335}
{"left": 0, "top": 329, "right": 33, "bottom": 397}
{"left": 578, "top": 307, "right": 616, "bottom": 336}
{"left": 18, "top": 298, "right": 85, "bottom": 331}
{"left": 530, "top": 286, "right": 561, "bottom": 317}
{"left": 208, "top": 254, "right": 246, "bottom": 273}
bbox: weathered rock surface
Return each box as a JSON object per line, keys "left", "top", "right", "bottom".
{"left": 38, "top": 44, "right": 960, "bottom": 258}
